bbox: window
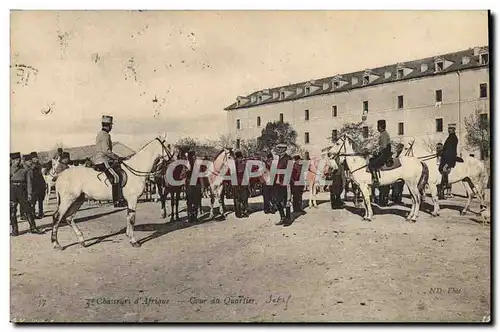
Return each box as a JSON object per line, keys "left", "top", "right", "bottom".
{"left": 435, "top": 61, "right": 444, "bottom": 72}
{"left": 436, "top": 118, "right": 443, "bottom": 132}
{"left": 363, "top": 101, "right": 369, "bottom": 113}
{"left": 333, "top": 81, "right": 340, "bottom": 89}
{"left": 363, "top": 75, "right": 370, "bottom": 85}
{"left": 398, "top": 122, "right": 404, "bottom": 135}
{"left": 236, "top": 119, "right": 240, "bottom": 130}
{"left": 397, "top": 69, "right": 404, "bottom": 79}
{"left": 304, "top": 132, "right": 310, "bottom": 144}
{"left": 397, "top": 95, "right": 404, "bottom": 109}
{"left": 480, "top": 53, "right": 489, "bottom": 65}
{"left": 332, "top": 105, "right": 338, "bottom": 117}
{"left": 258, "top": 96, "right": 262, "bottom": 103}
{"left": 331, "top": 130, "right": 338, "bottom": 142}
{"left": 304, "top": 109, "right": 309, "bottom": 121}
{"left": 480, "top": 83, "right": 488, "bottom": 98}
{"left": 362, "top": 126, "right": 369, "bottom": 138}
{"left": 236, "top": 139, "right": 240, "bottom": 149}
{"left": 257, "top": 116, "right": 261, "bottom": 127}
{"left": 479, "top": 113, "right": 488, "bottom": 130}
{"left": 435, "top": 89, "right": 442, "bottom": 103}
{"left": 279, "top": 113, "right": 284, "bottom": 122}
{"left": 305, "top": 87, "right": 310, "bottom": 95}
{"left": 280, "top": 91, "right": 285, "bottom": 99}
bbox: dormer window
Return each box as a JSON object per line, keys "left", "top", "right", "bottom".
{"left": 333, "top": 81, "right": 340, "bottom": 89}
{"left": 363, "top": 75, "right": 370, "bottom": 85}
{"left": 435, "top": 61, "right": 444, "bottom": 72}
{"left": 480, "top": 52, "right": 489, "bottom": 65}
{"left": 397, "top": 69, "right": 404, "bottom": 79}
{"left": 421, "top": 63, "right": 428, "bottom": 72}
{"left": 305, "top": 87, "right": 310, "bottom": 95}
{"left": 462, "top": 56, "right": 470, "bottom": 65}
{"left": 258, "top": 96, "right": 263, "bottom": 103}
{"left": 280, "top": 91, "right": 285, "bottom": 99}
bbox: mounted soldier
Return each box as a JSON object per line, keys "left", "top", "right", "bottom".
{"left": 273, "top": 143, "right": 292, "bottom": 226}
{"left": 368, "top": 119, "right": 392, "bottom": 187}
{"left": 29, "top": 151, "right": 46, "bottom": 218}
{"left": 10, "top": 152, "right": 43, "bottom": 236}
{"left": 92, "top": 115, "right": 127, "bottom": 207}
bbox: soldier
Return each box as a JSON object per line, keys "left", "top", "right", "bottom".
{"left": 262, "top": 152, "right": 275, "bottom": 214}
{"left": 329, "top": 155, "right": 346, "bottom": 209}
{"left": 19, "top": 154, "right": 32, "bottom": 221}
{"left": 52, "top": 147, "right": 64, "bottom": 162}
{"left": 390, "top": 143, "right": 405, "bottom": 204}
{"left": 233, "top": 150, "right": 250, "bottom": 218}
{"left": 439, "top": 124, "right": 458, "bottom": 198}
{"left": 186, "top": 150, "right": 202, "bottom": 223}
{"left": 291, "top": 155, "right": 305, "bottom": 213}
{"left": 273, "top": 143, "right": 292, "bottom": 226}
{"left": 10, "top": 152, "right": 44, "bottom": 236}
{"left": 368, "top": 119, "right": 392, "bottom": 187}
{"left": 29, "top": 151, "right": 46, "bottom": 218}
{"left": 92, "top": 115, "right": 127, "bottom": 207}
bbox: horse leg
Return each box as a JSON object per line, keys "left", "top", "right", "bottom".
{"left": 64, "top": 195, "right": 86, "bottom": 247}
{"left": 126, "top": 198, "right": 140, "bottom": 247}
{"left": 468, "top": 178, "right": 489, "bottom": 225}
{"left": 358, "top": 185, "right": 372, "bottom": 221}
{"left": 175, "top": 190, "right": 180, "bottom": 220}
{"left": 51, "top": 197, "right": 77, "bottom": 250}
{"left": 429, "top": 184, "right": 440, "bottom": 217}
{"left": 160, "top": 188, "right": 167, "bottom": 219}
{"left": 405, "top": 183, "right": 418, "bottom": 222}
{"left": 460, "top": 180, "right": 474, "bottom": 216}
{"left": 208, "top": 187, "right": 216, "bottom": 219}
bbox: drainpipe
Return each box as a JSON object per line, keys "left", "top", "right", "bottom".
{"left": 457, "top": 70, "right": 461, "bottom": 155}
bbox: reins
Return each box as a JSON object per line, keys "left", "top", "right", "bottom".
{"left": 120, "top": 137, "right": 173, "bottom": 178}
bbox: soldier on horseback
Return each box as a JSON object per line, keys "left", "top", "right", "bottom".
{"left": 439, "top": 123, "right": 458, "bottom": 197}
{"left": 368, "top": 119, "right": 392, "bottom": 187}
{"left": 92, "top": 115, "right": 127, "bottom": 207}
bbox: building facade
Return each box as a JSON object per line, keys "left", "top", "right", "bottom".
{"left": 225, "top": 46, "right": 490, "bottom": 158}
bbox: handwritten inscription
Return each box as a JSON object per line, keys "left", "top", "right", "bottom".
{"left": 85, "top": 296, "right": 170, "bottom": 308}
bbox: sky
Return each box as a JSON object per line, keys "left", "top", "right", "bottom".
{"left": 10, "top": 10, "right": 488, "bottom": 153}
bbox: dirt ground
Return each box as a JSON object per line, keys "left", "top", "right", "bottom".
{"left": 10, "top": 189, "right": 491, "bottom": 323}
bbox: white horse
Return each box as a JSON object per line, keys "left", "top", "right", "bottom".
{"left": 42, "top": 159, "right": 59, "bottom": 204}
{"left": 203, "top": 148, "right": 234, "bottom": 220}
{"left": 51, "top": 134, "right": 170, "bottom": 250}
{"left": 405, "top": 145, "right": 489, "bottom": 224}
{"left": 329, "top": 134, "right": 429, "bottom": 222}
{"left": 305, "top": 155, "right": 338, "bottom": 208}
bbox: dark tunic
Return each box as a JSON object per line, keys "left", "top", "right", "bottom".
{"left": 441, "top": 133, "right": 458, "bottom": 169}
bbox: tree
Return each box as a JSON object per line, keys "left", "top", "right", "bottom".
{"left": 175, "top": 137, "right": 198, "bottom": 152}
{"left": 334, "top": 121, "right": 378, "bottom": 154}
{"left": 421, "top": 136, "right": 441, "bottom": 154}
{"left": 239, "top": 138, "right": 260, "bottom": 157}
{"left": 205, "top": 134, "right": 234, "bottom": 150}
{"left": 464, "top": 108, "right": 490, "bottom": 160}
{"left": 257, "top": 121, "right": 298, "bottom": 152}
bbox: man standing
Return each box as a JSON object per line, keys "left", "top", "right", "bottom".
{"left": 10, "top": 152, "right": 43, "bottom": 236}
{"left": 29, "top": 151, "right": 46, "bottom": 218}
{"left": 368, "top": 119, "right": 392, "bottom": 187}
{"left": 273, "top": 143, "right": 292, "bottom": 226}
{"left": 186, "top": 150, "right": 202, "bottom": 223}
{"left": 439, "top": 124, "right": 458, "bottom": 198}
{"left": 233, "top": 150, "right": 250, "bottom": 218}
{"left": 329, "top": 156, "right": 346, "bottom": 209}
{"left": 291, "top": 155, "right": 305, "bottom": 213}
{"left": 262, "top": 152, "right": 275, "bottom": 214}
{"left": 92, "top": 115, "right": 127, "bottom": 207}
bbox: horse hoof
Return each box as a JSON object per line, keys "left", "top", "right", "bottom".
{"left": 53, "top": 244, "right": 63, "bottom": 251}
{"left": 79, "top": 241, "right": 87, "bottom": 248}
{"left": 130, "top": 242, "right": 141, "bottom": 248}
{"left": 411, "top": 218, "right": 417, "bottom": 223}
{"left": 460, "top": 211, "right": 467, "bottom": 216}
{"left": 431, "top": 212, "right": 438, "bottom": 217}
{"left": 161, "top": 212, "right": 167, "bottom": 219}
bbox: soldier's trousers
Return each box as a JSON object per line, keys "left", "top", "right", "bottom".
{"left": 233, "top": 186, "right": 249, "bottom": 218}
{"left": 263, "top": 185, "right": 275, "bottom": 213}
{"left": 292, "top": 186, "right": 304, "bottom": 212}
{"left": 31, "top": 191, "right": 45, "bottom": 217}
{"left": 186, "top": 185, "right": 202, "bottom": 221}
{"left": 274, "top": 185, "right": 290, "bottom": 221}
{"left": 10, "top": 184, "right": 38, "bottom": 234}
{"left": 391, "top": 181, "right": 404, "bottom": 204}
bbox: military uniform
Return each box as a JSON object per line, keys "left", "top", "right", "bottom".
{"left": 10, "top": 153, "right": 43, "bottom": 236}
{"left": 29, "top": 151, "right": 46, "bottom": 218}
{"left": 186, "top": 151, "right": 202, "bottom": 222}
{"left": 233, "top": 152, "right": 250, "bottom": 218}
{"left": 390, "top": 144, "right": 405, "bottom": 204}
{"left": 369, "top": 119, "right": 392, "bottom": 186}
{"left": 329, "top": 161, "right": 346, "bottom": 209}
{"left": 273, "top": 144, "right": 292, "bottom": 226}
{"left": 291, "top": 156, "right": 305, "bottom": 213}
{"left": 262, "top": 154, "right": 276, "bottom": 214}
{"left": 439, "top": 124, "right": 458, "bottom": 190}
{"left": 92, "top": 115, "right": 126, "bottom": 207}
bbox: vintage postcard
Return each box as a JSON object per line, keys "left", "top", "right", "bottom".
{"left": 9, "top": 10, "right": 491, "bottom": 323}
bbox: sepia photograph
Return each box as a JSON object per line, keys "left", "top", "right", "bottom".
{"left": 9, "top": 9, "right": 491, "bottom": 323}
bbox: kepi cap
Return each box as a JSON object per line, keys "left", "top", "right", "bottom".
{"left": 30, "top": 151, "right": 38, "bottom": 158}
{"left": 102, "top": 115, "right": 113, "bottom": 124}
{"left": 10, "top": 152, "right": 21, "bottom": 159}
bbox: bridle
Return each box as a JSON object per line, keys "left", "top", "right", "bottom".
{"left": 329, "top": 135, "right": 369, "bottom": 174}
{"left": 120, "top": 137, "right": 174, "bottom": 177}
{"left": 205, "top": 149, "right": 233, "bottom": 177}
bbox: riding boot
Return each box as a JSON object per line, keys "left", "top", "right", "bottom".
{"left": 283, "top": 207, "right": 292, "bottom": 226}
{"left": 27, "top": 213, "right": 43, "bottom": 234}
{"left": 10, "top": 204, "right": 19, "bottom": 237}
{"left": 38, "top": 198, "right": 44, "bottom": 218}
{"left": 275, "top": 206, "right": 286, "bottom": 225}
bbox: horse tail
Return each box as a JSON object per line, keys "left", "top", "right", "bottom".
{"left": 418, "top": 162, "right": 429, "bottom": 197}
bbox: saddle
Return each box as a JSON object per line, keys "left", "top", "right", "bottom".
{"left": 365, "top": 157, "right": 402, "bottom": 173}
{"left": 93, "top": 162, "right": 128, "bottom": 188}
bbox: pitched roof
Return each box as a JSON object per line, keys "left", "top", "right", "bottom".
{"left": 36, "top": 142, "right": 135, "bottom": 163}
{"left": 225, "top": 46, "right": 489, "bottom": 111}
